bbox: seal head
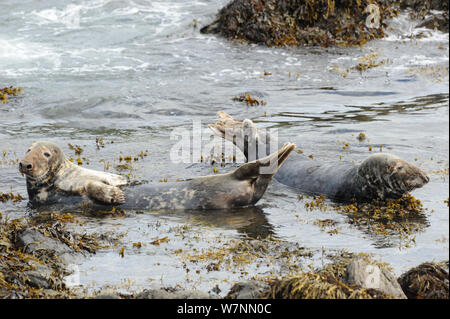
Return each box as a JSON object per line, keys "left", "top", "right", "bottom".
{"left": 19, "top": 141, "right": 66, "bottom": 186}
{"left": 357, "top": 153, "right": 430, "bottom": 200}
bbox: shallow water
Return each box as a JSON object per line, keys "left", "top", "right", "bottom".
{"left": 0, "top": 0, "right": 448, "bottom": 296}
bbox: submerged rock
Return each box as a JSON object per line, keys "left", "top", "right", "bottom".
{"left": 201, "top": 0, "right": 448, "bottom": 47}
{"left": 398, "top": 262, "right": 449, "bottom": 299}
{"left": 226, "top": 280, "right": 270, "bottom": 299}
{"left": 135, "top": 287, "right": 217, "bottom": 299}
{"left": 345, "top": 258, "right": 407, "bottom": 299}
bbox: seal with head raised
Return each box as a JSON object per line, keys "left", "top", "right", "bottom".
{"left": 19, "top": 141, "right": 295, "bottom": 211}
{"left": 209, "top": 111, "right": 430, "bottom": 202}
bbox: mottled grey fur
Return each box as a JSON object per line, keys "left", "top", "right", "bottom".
{"left": 19, "top": 141, "right": 295, "bottom": 211}
{"left": 209, "top": 112, "right": 430, "bottom": 202}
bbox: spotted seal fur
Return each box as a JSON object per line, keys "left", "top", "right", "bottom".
{"left": 19, "top": 141, "right": 295, "bottom": 210}
{"left": 209, "top": 111, "right": 430, "bottom": 202}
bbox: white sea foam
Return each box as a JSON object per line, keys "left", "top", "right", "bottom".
{"left": 383, "top": 11, "right": 449, "bottom": 43}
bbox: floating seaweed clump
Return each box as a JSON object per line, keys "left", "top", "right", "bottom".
{"left": 232, "top": 93, "right": 266, "bottom": 106}
{"left": 352, "top": 53, "right": 388, "bottom": 72}
{"left": 300, "top": 193, "right": 427, "bottom": 247}
{"left": 0, "top": 192, "right": 24, "bottom": 203}
{"left": 339, "top": 194, "right": 425, "bottom": 221}
{"left": 398, "top": 262, "right": 449, "bottom": 299}
{"left": 1, "top": 86, "right": 22, "bottom": 103}
{"left": 339, "top": 194, "right": 427, "bottom": 248}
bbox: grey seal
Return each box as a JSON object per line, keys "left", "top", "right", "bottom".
{"left": 209, "top": 111, "right": 429, "bottom": 202}
{"left": 19, "top": 141, "right": 295, "bottom": 211}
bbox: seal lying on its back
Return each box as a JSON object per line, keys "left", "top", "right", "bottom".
{"left": 209, "top": 112, "right": 430, "bottom": 202}
{"left": 19, "top": 141, "right": 295, "bottom": 210}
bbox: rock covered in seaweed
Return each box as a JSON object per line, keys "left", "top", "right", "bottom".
{"left": 0, "top": 213, "right": 107, "bottom": 298}
{"left": 200, "top": 0, "right": 448, "bottom": 47}
{"left": 398, "top": 262, "right": 449, "bottom": 299}
{"left": 258, "top": 255, "right": 396, "bottom": 299}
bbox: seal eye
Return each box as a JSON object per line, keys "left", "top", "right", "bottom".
{"left": 44, "top": 152, "right": 51, "bottom": 158}
{"left": 26, "top": 149, "right": 31, "bottom": 153}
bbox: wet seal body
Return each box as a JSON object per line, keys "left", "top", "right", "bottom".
{"left": 19, "top": 141, "right": 295, "bottom": 211}
{"left": 209, "top": 112, "right": 430, "bottom": 202}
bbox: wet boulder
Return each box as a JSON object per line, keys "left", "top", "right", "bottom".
{"left": 15, "top": 228, "right": 82, "bottom": 264}
{"left": 22, "top": 260, "right": 54, "bottom": 289}
{"left": 345, "top": 258, "right": 407, "bottom": 299}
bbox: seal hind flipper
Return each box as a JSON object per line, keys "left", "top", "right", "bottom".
{"left": 231, "top": 142, "right": 296, "bottom": 205}
{"left": 232, "top": 142, "right": 295, "bottom": 180}
{"left": 209, "top": 111, "right": 245, "bottom": 141}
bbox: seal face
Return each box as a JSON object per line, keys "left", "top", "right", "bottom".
{"left": 19, "top": 141, "right": 295, "bottom": 211}
{"left": 357, "top": 153, "right": 430, "bottom": 200}
{"left": 209, "top": 111, "right": 430, "bottom": 202}
{"left": 19, "top": 141, "right": 64, "bottom": 187}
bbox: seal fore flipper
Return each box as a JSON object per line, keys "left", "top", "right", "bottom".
{"left": 209, "top": 112, "right": 262, "bottom": 158}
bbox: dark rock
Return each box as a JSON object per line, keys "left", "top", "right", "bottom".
{"left": 23, "top": 260, "right": 54, "bottom": 289}
{"left": 15, "top": 228, "right": 81, "bottom": 264}
{"left": 345, "top": 258, "right": 407, "bottom": 299}
{"left": 226, "top": 280, "right": 270, "bottom": 299}
{"left": 416, "top": 13, "right": 449, "bottom": 32}
{"left": 135, "top": 287, "right": 217, "bottom": 299}
{"left": 95, "top": 294, "right": 121, "bottom": 299}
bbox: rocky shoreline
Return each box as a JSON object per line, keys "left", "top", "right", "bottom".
{"left": 200, "top": 0, "right": 449, "bottom": 47}
{"left": 94, "top": 257, "right": 449, "bottom": 300}
{"left": 1, "top": 212, "right": 447, "bottom": 299}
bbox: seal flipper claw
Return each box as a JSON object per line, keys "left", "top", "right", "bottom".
{"left": 85, "top": 181, "right": 125, "bottom": 205}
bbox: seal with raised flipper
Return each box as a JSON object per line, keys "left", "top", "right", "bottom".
{"left": 209, "top": 111, "right": 430, "bottom": 202}
{"left": 19, "top": 141, "right": 295, "bottom": 211}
